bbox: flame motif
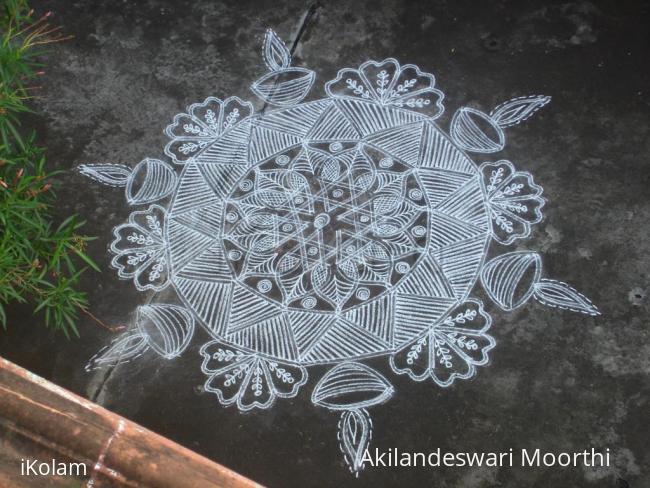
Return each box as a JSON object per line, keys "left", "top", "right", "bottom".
{"left": 338, "top": 409, "right": 372, "bottom": 477}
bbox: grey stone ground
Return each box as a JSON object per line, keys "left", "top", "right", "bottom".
{"left": 1, "top": 1, "right": 649, "bottom": 487}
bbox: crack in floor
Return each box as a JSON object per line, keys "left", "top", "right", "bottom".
{"left": 90, "top": 364, "right": 115, "bottom": 403}
{"left": 290, "top": 2, "right": 323, "bottom": 55}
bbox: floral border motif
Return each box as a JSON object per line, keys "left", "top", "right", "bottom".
{"left": 200, "top": 340, "right": 308, "bottom": 411}
{"left": 325, "top": 58, "right": 445, "bottom": 119}
{"left": 480, "top": 160, "right": 545, "bottom": 245}
{"left": 109, "top": 204, "right": 170, "bottom": 291}
{"left": 390, "top": 300, "right": 495, "bottom": 387}
{"left": 164, "top": 96, "right": 254, "bottom": 164}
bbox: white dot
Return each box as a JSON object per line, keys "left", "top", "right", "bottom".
{"left": 257, "top": 279, "right": 272, "bottom": 293}
{"left": 314, "top": 213, "right": 330, "bottom": 229}
{"left": 396, "top": 262, "right": 410, "bottom": 273}
{"left": 412, "top": 225, "right": 426, "bottom": 237}
{"left": 329, "top": 142, "right": 343, "bottom": 152}
{"left": 356, "top": 288, "right": 370, "bottom": 300}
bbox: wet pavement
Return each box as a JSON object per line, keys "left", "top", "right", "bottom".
{"left": 1, "top": 1, "right": 649, "bottom": 487}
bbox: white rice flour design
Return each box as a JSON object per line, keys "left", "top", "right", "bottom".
{"left": 80, "top": 29, "right": 599, "bottom": 476}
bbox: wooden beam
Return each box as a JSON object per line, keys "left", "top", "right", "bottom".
{"left": 0, "top": 357, "right": 264, "bottom": 487}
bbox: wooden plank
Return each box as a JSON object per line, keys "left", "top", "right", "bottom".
{"left": 0, "top": 357, "right": 264, "bottom": 488}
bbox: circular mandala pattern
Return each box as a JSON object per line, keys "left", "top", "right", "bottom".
{"left": 83, "top": 40, "right": 595, "bottom": 477}
{"left": 222, "top": 142, "right": 430, "bottom": 312}
{"left": 167, "top": 97, "right": 491, "bottom": 365}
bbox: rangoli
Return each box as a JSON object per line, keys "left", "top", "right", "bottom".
{"left": 79, "top": 29, "right": 599, "bottom": 476}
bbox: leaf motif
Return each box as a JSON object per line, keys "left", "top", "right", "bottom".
{"left": 78, "top": 164, "right": 131, "bottom": 187}
{"left": 490, "top": 95, "right": 551, "bottom": 128}
{"left": 337, "top": 409, "right": 372, "bottom": 477}
{"left": 312, "top": 264, "right": 355, "bottom": 308}
{"left": 533, "top": 278, "right": 600, "bottom": 316}
{"left": 263, "top": 29, "right": 291, "bottom": 71}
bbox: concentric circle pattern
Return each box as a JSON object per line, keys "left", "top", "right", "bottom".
{"left": 167, "top": 98, "right": 491, "bottom": 364}
{"left": 222, "top": 143, "right": 430, "bottom": 312}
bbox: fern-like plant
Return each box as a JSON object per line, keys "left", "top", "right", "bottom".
{"left": 0, "top": 1, "right": 97, "bottom": 337}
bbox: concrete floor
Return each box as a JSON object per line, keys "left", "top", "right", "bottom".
{"left": 1, "top": 0, "right": 649, "bottom": 486}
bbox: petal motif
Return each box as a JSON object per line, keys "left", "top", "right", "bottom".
{"left": 200, "top": 341, "right": 250, "bottom": 373}
{"left": 391, "top": 332, "right": 432, "bottom": 381}
{"left": 132, "top": 253, "right": 169, "bottom": 291}
{"left": 110, "top": 205, "right": 169, "bottom": 291}
{"left": 264, "top": 360, "right": 307, "bottom": 397}
{"left": 199, "top": 340, "right": 307, "bottom": 411}
{"left": 480, "top": 160, "right": 545, "bottom": 245}
{"left": 428, "top": 335, "right": 475, "bottom": 387}
{"left": 206, "top": 360, "right": 255, "bottom": 407}
{"left": 325, "top": 58, "right": 444, "bottom": 118}
{"left": 390, "top": 300, "right": 496, "bottom": 387}
{"left": 111, "top": 248, "right": 160, "bottom": 278}
{"left": 164, "top": 138, "right": 212, "bottom": 164}
{"left": 385, "top": 64, "right": 444, "bottom": 118}
{"left": 359, "top": 59, "right": 400, "bottom": 101}
{"left": 237, "top": 359, "right": 275, "bottom": 410}
{"left": 324, "top": 68, "right": 374, "bottom": 101}
{"left": 164, "top": 96, "right": 253, "bottom": 164}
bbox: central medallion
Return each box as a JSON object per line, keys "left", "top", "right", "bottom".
{"left": 221, "top": 141, "right": 430, "bottom": 312}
